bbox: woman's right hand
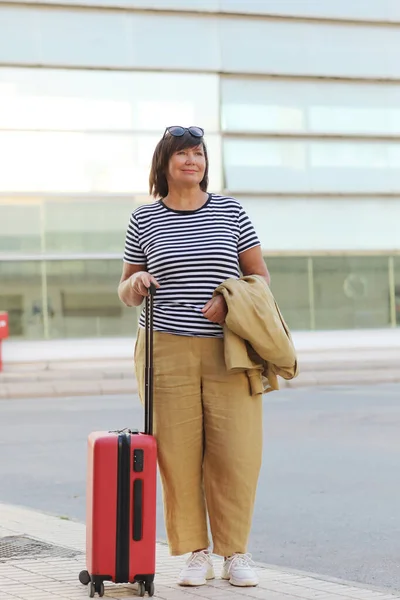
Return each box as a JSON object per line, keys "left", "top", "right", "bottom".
{"left": 130, "top": 271, "right": 160, "bottom": 297}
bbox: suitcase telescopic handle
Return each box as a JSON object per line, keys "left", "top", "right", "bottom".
{"left": 144, "top": 283, "right": 156, "bottom": 436}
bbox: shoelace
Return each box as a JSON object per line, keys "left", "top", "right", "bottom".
{"left": 227, "top": 553, "right": 254, "bottom": 572}
{"left": 187, "top": 551, "right": 211, "bottom": 569}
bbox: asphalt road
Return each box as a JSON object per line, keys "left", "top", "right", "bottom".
{"left": 0, "top": 384, "right": 399, "bottom": 590}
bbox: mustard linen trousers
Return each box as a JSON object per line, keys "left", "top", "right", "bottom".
{"left": 134, "top": 329, "right": 263, "bottom": 557}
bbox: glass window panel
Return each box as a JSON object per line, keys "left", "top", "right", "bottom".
{"left": 219, "top": 17, "right": 400, "bottom": 78}
{"left": 222, "top": 78, "right": 400, "bottom": 135}
{"left": 239, "top": 197, "right": 400, "bottom": 253}
{"left": 266, "top": 257, "right": 311, "bottom": 330}
{"left": 313, "top": 256, "right": 390, "bottom": 329}
{"left": 0, "top": 131, "right": 222, "bottom": 193}
{"left": 0, "top": 200, "right": 41, "bottom": 253}
{"left": 0, "top": 261, "right": 43, "bottom": 339}
{"left": 45, "top": 260, "right": 137, "bottom": 338}
{"left": 224, "top": 139, "right": 400, "bottom": 193}
{"left": 395, "top": 257, "right": 400, "bottom": 326}
{"left": 61, "top": 292, "right": 121, "bottom": 317}
{"left": 43, "top": 197, "right": 143, "bottom": 253}
{"left": 0, "top": 68, "right": 219, "bottom": 132}
{"left": 1, "top": 255, "right": 397, "bottom": 339}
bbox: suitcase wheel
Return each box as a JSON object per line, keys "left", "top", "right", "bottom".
{"left": 146, "top": 581, "right": 155, "bottom": 597}
{"left": 137, "top": 582, "right": 146, "bottom": 597}
{"left": 79, "top": 570, "right": 90, "bottom": 586}
{"left": 88, "top": 581, "right": 104, "bottom": 598}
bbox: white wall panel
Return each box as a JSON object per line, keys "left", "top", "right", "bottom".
{"left": 222, "top": 78, "right": 400, "bottom": 135}
{"left": 2, "top": 5, "right": 400, "bottom": 79}
{"left": 219, "top": 18, "right": 400, "bottom": 78}
{"left": 0, "top": 0, "right": 219, "bottom": 8}
{"left": 0, "top": 6, "right": 133, "bottom": 67}
{"left": 0, "top": 6, "right": 220, "bottom": 70}
{"left": 0, "top": 131, "right": 222, "bottom": 193}
{"left": 0, "top": 68, "right": 220, "bottom": 132}
{"left": 130, "top": 13, "right": 219, "bottom": 70}
{"left": 220, "top": 0, "right": 400, "bottom": 22}
{"left": 2, "top": 0, "right": 400, "bottom": 23}
{"left": 0, "top": 6, "right": 38, "bottom": 63}
{"left": 240, "top": 197, "right": 400, "bottom": 251}
{"left": 224, "top": 139, "right": 400, "bottom": 194}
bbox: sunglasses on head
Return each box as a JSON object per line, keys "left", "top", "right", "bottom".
{"left": 163, "top": 126, "right": 204, "bottom": 139}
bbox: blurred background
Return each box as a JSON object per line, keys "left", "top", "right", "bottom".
{"left": 1, "top": 0, "right": 400, "bottom": 341}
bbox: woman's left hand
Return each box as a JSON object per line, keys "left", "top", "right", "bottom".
{"left": 201, "top": 295, "right": 228, "bottom": 325}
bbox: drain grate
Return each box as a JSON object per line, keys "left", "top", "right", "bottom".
{"left": 0, "top": 535, "right": 83, "bottom": 562}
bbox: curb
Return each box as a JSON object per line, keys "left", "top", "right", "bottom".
{"left": 0, "top": 379, "right": 138, "bottom": 400}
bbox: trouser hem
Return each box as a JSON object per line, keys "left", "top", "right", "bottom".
{"left": 212, "top": 542, "right": 247, "bottom": 557}
{"left": 169, "top": 536, "right": 210, "bottom": 557}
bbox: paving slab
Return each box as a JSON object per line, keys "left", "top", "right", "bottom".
{"left": 0, "top": 503, "right": 399, "bottom": 600}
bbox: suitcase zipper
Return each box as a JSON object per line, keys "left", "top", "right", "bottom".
{"left": 115, "top": 432, "right": 131, "bottom": 583}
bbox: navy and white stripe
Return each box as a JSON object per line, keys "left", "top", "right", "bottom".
{"left": 123, "top": 194, "right": 260, "bottom": 338}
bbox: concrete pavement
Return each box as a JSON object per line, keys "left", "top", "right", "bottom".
{"left": 1, "top": 502, "right": 400, "bottom": 600}
{"left": 1, "top": 329, "right": 399, "bottom": 399}
{"left": 3, "top": 329, "right": 400, "bottom": 364}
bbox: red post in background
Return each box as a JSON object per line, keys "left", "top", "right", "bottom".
{"left": 0, "top": 312, "right": 9, "bottom": 372}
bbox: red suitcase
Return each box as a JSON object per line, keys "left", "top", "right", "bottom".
{"left": 79, "top": 285, "right": 157, "bottom": 598}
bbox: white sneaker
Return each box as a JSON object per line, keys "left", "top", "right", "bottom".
{"left": 177, "top": 551, "right": 215, "bottom": 586}
{"left": 222, "top": 553, "right": 259, "bottom": 587}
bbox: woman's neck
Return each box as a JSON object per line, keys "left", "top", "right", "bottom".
{"left": 163, "top": 188, "right": 208, "bottom": 211}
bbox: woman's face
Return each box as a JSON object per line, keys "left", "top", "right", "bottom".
{"left": 166, "top": 144, "right": 206, "bottom": 188}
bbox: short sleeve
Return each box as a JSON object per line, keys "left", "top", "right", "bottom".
{"left": 123, "top": 213, "right": 146, "bottom": 265}
{"left": 237, "top": 206, "right": 261, "bottom": 254}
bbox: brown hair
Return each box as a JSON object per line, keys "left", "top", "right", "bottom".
{"left": 149, "top": 130, "right": 209, "bottom": 199}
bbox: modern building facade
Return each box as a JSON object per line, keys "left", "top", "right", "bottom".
{"left": 1, "top": 0, "right": 400, "bottom": 339}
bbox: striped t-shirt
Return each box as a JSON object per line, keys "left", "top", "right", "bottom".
{"left": 123, "top": 193, "right": 260, "bottom": 338}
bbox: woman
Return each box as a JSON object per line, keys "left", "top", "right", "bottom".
{"left": 118, "top": 126, "right": 270, "bottom": 588}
